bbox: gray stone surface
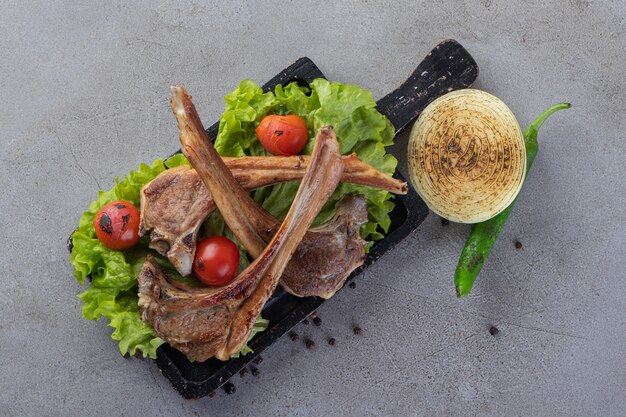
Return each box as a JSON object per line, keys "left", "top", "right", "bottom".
{"left": 0, "top": 0, "right": 624, "bottom": 416}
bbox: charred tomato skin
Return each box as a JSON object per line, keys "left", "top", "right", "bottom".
{"left": 193, "top": 236, "right": 240, "bottom": 286}
{"left": 93, "top": 200, "right": 141, "bottom": 250}
{"left": 255, "top": 114, "right": 308, "bottom": 156}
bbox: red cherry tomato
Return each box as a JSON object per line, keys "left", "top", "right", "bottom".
{"left": 193, "top": 236, "right": 240, "bottom": 287}
{"left": 255, "top": 114, "right": 308, "bottom": 156}
{"left": 93, "top": 200, "right": 140, "bottom": 250}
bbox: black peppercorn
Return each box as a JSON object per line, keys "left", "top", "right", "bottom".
{"left": 239, "top": 367, "right": 249, "bottom": 377}
{"left": 489, "top": 326, "right": 499, "bottom": 336}
{"left": 348, "top": 282, "right": 356, "bottom": 289}
{"left": 305, "top": 339, "right": 315, "bottom": 349}
{"left": 328, "top": 338, "right": 336, "bottom": 346}
{"left": 253, "top": 356, "right": 263, "bottom": 365}
{"left": 514, "top": 240, "right": 523, "bottom": 249}
{"left": 313, "top": 317, "right": 322, "bottom": 326}
{"left": 353, "top": 326, "right": 362, "bottom": 335}
{"left": 251, "top": 367, "right": 260, "bottom": 377}
{"left": 289, "top": 333, "right": 299, "bottom": 342}
{"left": 223, "top": 382, "right": 236, "bottom": 395}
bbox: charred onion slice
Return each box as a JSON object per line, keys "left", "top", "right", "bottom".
{"left": 407, "top": 89, "right": 526, "bottom": 223}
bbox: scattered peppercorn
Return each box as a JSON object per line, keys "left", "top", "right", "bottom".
{"left": 441, "top": 218, "right": 450, "bottom": 226}
{"left": 348, "top": 282, "right": 356, "bottom": 289}
{"left": 289, "top": 332, "right": 299, "bottom": 342}
{"left": 328, "top": 338, "right": 336, "bottom": 346}
{"left": 489, "top": 326, "right": 499, "bottom": 336}
{"left": 353, "top": 326, "right": 362, "bottom": 335}
{"left": 305, "top": 339, "right": 315, "bottom": 349}
{"left": 251, "top": 367, "right": 260, "bottom": 377}
{"left": 209, "top": 391, "right": 217, "bottom": 398}
{"left": 239, "top": 367, "right": 249, "bottom": 377}
{"left": 303, "top": 319, "right": 309, "bottom": 325}
{"left": 223, "top": 382, "right": 236, "bottom": 395}
{"left": 313, "top": 317, "right": 322, "bottom": 326}
{"left": 514, "top": 240, "right": 523, "bottom": 249}
{"left": 253, "top": 355, "right": 263, "bottom": 365}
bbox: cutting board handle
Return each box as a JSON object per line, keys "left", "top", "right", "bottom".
{"left": 377, "top": 39, "right": 479, "bottom": 133}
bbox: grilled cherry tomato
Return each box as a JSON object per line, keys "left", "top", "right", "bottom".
{"left": 255, "top": 114, "right": 308, "bottom": 156}
{"left": 93, "top": 200, "right": 140, "bottom": 250}
{"left": 193, "top": 236, "right": 240, "bottom": 286}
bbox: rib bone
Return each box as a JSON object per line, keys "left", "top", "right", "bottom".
{"left": 222, "top": 154, "right": 407, "bottom": 194}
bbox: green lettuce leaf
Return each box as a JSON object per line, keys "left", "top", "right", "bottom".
{"left": 70, "top": 156, "right": 186, "bottom": 359}
{"left": 214, "top": 78, "right": 397, "bottom": 240}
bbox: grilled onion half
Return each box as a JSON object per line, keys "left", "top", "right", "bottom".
{"left": 407, "top": 89, "right": 526, "bottom": 223}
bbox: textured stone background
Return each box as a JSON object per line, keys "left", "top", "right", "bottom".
{"left": 0, "top": 1, "right": 624, "bottom": 416}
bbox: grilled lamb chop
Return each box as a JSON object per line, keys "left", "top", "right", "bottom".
{"left": 139, "top": 165, "right": 214, "bottom": 275}
{"left": 138, "top": 96, "right": 344, "bottom": 361}
{"left": 165, "top": 88, "right": 396, "bottom": 299}
{"left": 280, "top": 193, "right": 368, "bottom": 298}
{"left": 139, "top": 155, "right": 405, "bottom": 276}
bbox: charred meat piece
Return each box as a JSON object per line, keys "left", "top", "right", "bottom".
{"left": 138, "top": 256, "right": 232, "bottom": 361}
{"left": 280, "top": 194, "right": 367, "bottom": 298}
{"left": 139, "top": 165, "right": 214, "bottom": 276}
{"left": 138, "top": 86, "right": 343, "bottom": 361}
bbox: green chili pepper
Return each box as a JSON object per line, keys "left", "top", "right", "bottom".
{"left": 454, "top": 103, "right": 571, "bottom": 298}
